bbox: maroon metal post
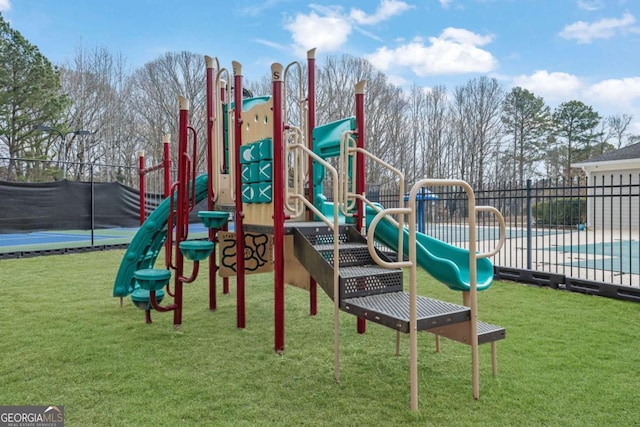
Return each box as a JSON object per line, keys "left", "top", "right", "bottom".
{"left": 173, "top": 95, "right": 190, "bottom": 328}
{"left": 163, "top": 135, "right": 171, "bottom": 198}
{"left": 232, "top": 62, "right": 246, "bottom": 329}
{"left": 272, "top": 63, "right": 285, "bottom": 353}
{"left": 355, "top": 81, "right": 367, "bottom": 335}
{"left": 162, "top": 135, "right": 172, "bottom": 270}
{"left": 138, "top": 151, "right": 145, "bottom": 225}
{"left": 306, "top": 49, "right": 318, "bottom": 316}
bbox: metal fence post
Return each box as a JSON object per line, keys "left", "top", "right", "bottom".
{"left": 90, "top": 162, "right": 95, "bottom": 246}
{"left": 526, "top": 179, "right": 532, "bottom": 270}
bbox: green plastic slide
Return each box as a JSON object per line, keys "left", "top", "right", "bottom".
{"left": 365, "top": 205, "right": 494, "bottom": 291}
{"left": 112, "top": 174, "right": 210, "bottom": 297}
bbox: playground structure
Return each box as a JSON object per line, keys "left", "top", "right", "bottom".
{"left": 113, "top": 49, "right": 506, "bottom": 411}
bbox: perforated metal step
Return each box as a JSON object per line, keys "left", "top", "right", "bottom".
{"left": 343, "top": 291, "right": 471, "bottom": 333}
{"left": 339, "top": 265, "right": 403, "bottom": 299}
{"left": 314, "top": 242, "right": 373, "bottom": 267}
{"left": 477, "top": 321, "right": 506, "bottom": 344}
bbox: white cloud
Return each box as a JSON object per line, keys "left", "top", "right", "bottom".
{"left": 439, "top": 0, "right": 453, "bottom": 9}
{"left": 510, "top": 72, "right": 640, "bottom": 133}
{"left": 0, "top": 0, "right": 11, "bottom": 11}
{"left": 385, "top": 73, "right": 411, "bottom": 87}
{"left": 254, "top": 38, "right": 289, "bottom": 52}
{"left": 365, "top": 28, "right": 497, "bottom": 76}
{"left": 559, "top": 12, "right": 637, "bottom": 43}
{"left": 350, "top": 0, "right": 413, "bottom": 25}
{"left": 577, "top": 0, "right": 603, "bottom": 11}
{"left": 585, "top": 77, "right": 640, "bottom": 135}
{"left": 585, "top": 77, "right": 640, "bottom": 108}
{"left": 512, "top": 70, "right": 584, "bottom": 102}
{"left": 238, "top": 0, "right": 284, "bottom": 17}
{"left": 439, "top": 27, "right": 493, "bottom": 46}
{"left": 285, "top": 9, "right": 352, "bottom": 57}
{"left": 284, "top": 1, "right": 412, "bottom": 57}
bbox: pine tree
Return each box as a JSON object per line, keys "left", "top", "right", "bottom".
{"left": 552, "top": 100, "right": 601, "bottom": 181}
{"left": 0, "top": 13, "right": 69, "bottom": 179}
{"left": 501, "top": 87, "right": 551, "bottom": 184}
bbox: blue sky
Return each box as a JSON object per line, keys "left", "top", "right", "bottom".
{"left": 3, "top": 0, "right": 640, "bottom": 134}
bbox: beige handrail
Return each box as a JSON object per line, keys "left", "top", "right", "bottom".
{"left": 366, "top": 207, "right": 413, "bottom": 269}
{"left": 338, "top": 130, "right": 357, "bottom": 216}
{"left": 214, "top": 66, "right": 232, "bottom": 200}
{"left": 287, "top": 141, "right": 342, "bottom": 383}
{"left": 284, "top": 126, "right": 307, "bottom": 218}
{"left": 283, "top": 60, "right": 307, "bottom": 143}
{"left": 364, "top": 178, "right": 504, "bottom": 411}
{"left": 348, "top": 147, "right": 405, "bottom": 261}
{"left": 476, "top": 206, "right": 506, "bottom": 259}
{"left": 407, "top": 179, "right": 479, "bottom": 410}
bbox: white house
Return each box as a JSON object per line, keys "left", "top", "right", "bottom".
{"left": 572, "top": 142, "right": 640, "bottom": 230}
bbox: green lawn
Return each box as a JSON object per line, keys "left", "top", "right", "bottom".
{"left": 0, "top": 250, "right": 638, "bottom": 426}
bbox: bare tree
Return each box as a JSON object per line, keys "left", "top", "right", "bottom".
{"left": 128, "top": 51, "right": 207, "bottom": 173}
{"left": 406, "top": 85, "right": 428, "bottom": 184}
{"left": 607, "top": 113, "right": 633, "bottom": 149}
{"left": 450, "top": 77, "right": 504, "bottom": 187}
{"left": 59, "top": 46, "right": 134, "bottom": 181}
{"left": 423, "top": 85, "right": 451, "bottom": 179}
{"left": 314, "top": 55, "right": 408, "bottom": 189}
{"left": 405, "top": 84, "right": 452, "bottom": 182}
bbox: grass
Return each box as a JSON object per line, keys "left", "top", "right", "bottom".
{"left": 1, "top": 250, "right": 639, "bottom": 426}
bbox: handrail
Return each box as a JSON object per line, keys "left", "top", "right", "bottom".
{"left": 407, "top": 178, "right": 479, "bottom": 410}
{"left": 338, "top": 130, "right": 357, "bottom": 216}
{"left": 364, "top": 177, "right": 504, "bottom": 410}
{"left": 366, "top": 207, "right": 413, "bottom": 269}
{"left": 337, "top": 135, "right": 406, "bottom": 261}
{"left": 287, "top": 141, "right": 342, "bottom": 382}
{"left": 284, "top": 126, "right": 307, "bottom": 218}
{"left": 348, "top": 146, "right": 405, "bottom": 260}
{"left": 283, "top": 60, "right": 307, "bottom": 141}
{"left": 476, "top": 206, "right": 506, "bottom": 259}
{"left": 214, "top": 66, "right": 232, "bottom": 199}
{"left": 187, "top": 126, "right": 198, "bottom": 210}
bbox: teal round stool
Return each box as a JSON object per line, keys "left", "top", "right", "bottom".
{"left": 134, "top": 268, "right": 171, "bottom": 291}
{"left": 179, "top": 240, "right": 214, "bottom": 261}
{"left": 131, "top": 288, "right": 165, "bottom": 311}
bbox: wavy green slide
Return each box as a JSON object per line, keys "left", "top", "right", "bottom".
{"left": 112, "top": 174, "right": 210, "bottom": 298}
{"left": 365, "top": 205, "right": 495, "bottom": 292}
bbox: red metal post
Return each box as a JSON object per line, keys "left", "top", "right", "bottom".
{"left": 163, "top": 135, "right": 171, "bottom": 198}
{"left": 174, "top": 95, "right": 190, "bottom": 328}
{"left": 138, "top": 151, "right": 145, "bottom": 225}
{"left": 306, "top": 49, "right": 318, "bottom": 316}
{"left": 232, "top": 62, "right": 246, "bottom": 329}
{"left": 162, "top": 135, "right": 172, "bottom": 270}
{"left": 272, "top": 63, "right": 285, "bottom": 353}
{"left": 355, "top": 81, "right": 367, "bottom": 335}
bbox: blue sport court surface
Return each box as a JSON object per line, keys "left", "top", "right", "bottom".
{"left": 0, "top": 223, "right": 210, "bottom": 255}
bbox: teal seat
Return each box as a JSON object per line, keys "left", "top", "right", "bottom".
{"left": 131, "top": 288, "right": 165, "bottom": 310}
{"left": 198, "top": 211, "right": 230, "bottom": 229}
{"left": 179, "top": 240, "right": 214, "bottom": 261}
{"left": 134, "top": 268, "right": 171, "bottom": 291}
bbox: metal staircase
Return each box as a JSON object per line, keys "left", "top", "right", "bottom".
{"left": 291, "top": 222, "right": 501, "bottom": 337}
